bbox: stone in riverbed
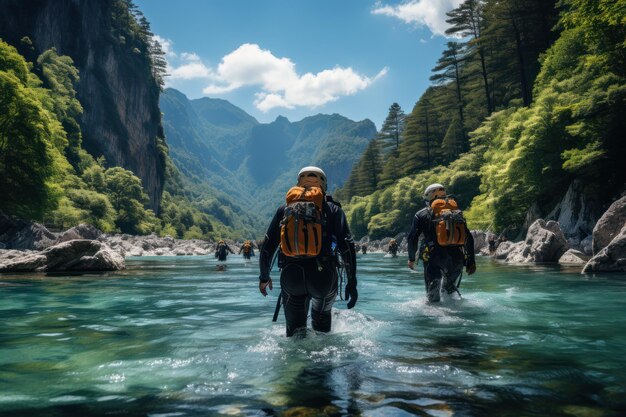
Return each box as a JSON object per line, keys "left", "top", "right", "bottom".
{"left": 43, "top": 239, "right": 125, "bottom": 271}
{"left": 505, "top": 219, "right": 568, "bottom": 263}
{"left": 558, "top": 249, "right": 589, "bottom": 265}
{"left": 591, "top": 196, "right": 626, "bottom": 255}
{"left": 583, "top": 225, "right": 626, "bottom": 273}
{"left": 0, "top": 240, "right": 125, "bottom": 273}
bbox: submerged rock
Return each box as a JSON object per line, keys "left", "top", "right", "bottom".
{"left": 583, "top": 225, "right": 626, "bottom": 273}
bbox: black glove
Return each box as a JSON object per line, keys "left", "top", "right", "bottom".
{"left": 344, "top": 279, "right": 358, "bottom": 309}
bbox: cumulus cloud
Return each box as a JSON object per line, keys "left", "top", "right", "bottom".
{"left": 154, "top": 40, "right": 386, "bottom": 111}
{"left": 372, "top": 0, "right": 463, "bottom": 36}
{"left": 204, "top": 43, "right": 387, "bottom": 111}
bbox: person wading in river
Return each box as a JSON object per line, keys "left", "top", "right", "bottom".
{"left": 407, "top": 183, "right": 476, "bottom": 302}
{"left": 258, "top": 166, "right": 358, "bottom": 337}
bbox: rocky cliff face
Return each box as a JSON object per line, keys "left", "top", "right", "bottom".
{"left": 0, "top": 0, "right": 165, "bottom": 211}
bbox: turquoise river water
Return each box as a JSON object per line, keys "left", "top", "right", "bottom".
{"left": 1, "top": 254, "right": 626, "bottom": 417}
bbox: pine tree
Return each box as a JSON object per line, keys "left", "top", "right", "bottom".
{"left": 446, "top": 0, "right": 492, "bottom": 114}
{"left": 430, "top": 42, "right": 468, "bottom": 152}
{"left": 352, "top": 140, "right": 383, "bottom": 196}
{"left": 378, "top": 102, "right": 405, "bottom": 152}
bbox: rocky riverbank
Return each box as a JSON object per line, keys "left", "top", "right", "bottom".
{"left": 1, "top": 194, "right": 624, "bottom": 273}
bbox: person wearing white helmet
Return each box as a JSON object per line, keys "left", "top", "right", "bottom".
{"left": 258, "top": 166, "right": 358, "bottom": 337}
{"left": 407, "top": 183, "right": 476, "bottom": 302}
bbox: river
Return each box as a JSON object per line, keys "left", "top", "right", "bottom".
{"left": 1, "top": 254, "right": 625, "bottom": 416}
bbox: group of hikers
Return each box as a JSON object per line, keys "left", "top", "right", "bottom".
{"left": 252, "top": 166, "right": 477, "bottom": 337}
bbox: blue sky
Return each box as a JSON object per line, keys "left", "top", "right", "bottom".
{"left": 135, "top": 0, "right": 462, "bottom": 129}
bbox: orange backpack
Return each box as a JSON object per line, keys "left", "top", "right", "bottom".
{"left": 280, "top": 186, "right": 325, "bottom": 258}
{"left": 431, "top": 197, "right": 467, "bottom": 246}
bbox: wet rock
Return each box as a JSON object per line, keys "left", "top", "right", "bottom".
{"left": 558, "top": 249, "right": 589, "bottom": 265}
{"left": 505, "top": 219, "right": 568, "bottom": 263}
{"left": 583, "top": 225, "right": 626, "bottom": 273}
{"left": 42, "top": 239, "right": 125, "bottom": 271}
{"left": 591, "top": 196, "right": 626, "bottom": 255}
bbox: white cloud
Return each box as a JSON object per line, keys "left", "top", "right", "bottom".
{"left": 170, "top": 61, "right": 213, "bottom": 80}
{"left": 153, "top": 35, "right": 175, "bottom": 58}
{"left": 372, "top": 0, "right": 463, "bottom": 36}
{"left": 155, "top": 40, "right": 386, "bottom": 111}
{"left": 203, "top": 43, "right": 387, "bottom": 112}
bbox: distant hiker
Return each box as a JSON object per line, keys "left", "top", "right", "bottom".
{"left": 239, "top": 240, "right": 255, "bottom": 260}
{"left": 258, "top": 166, "right": 358, "bottom": 337}
{"left": 355, "top": 243, "right": 361, "bottom": 253}
{"left": 488, "top": 236, "right": 496, "bottom": 254}
{"left": 215, "top": 240, "right": 234, "bottom": 262}
{"left": 361, "top": 243, "right": 367, "bottom": 254}
{"left": 388, "top": 239, "right": 399, "bottom": 257}
{"left": 407, "top": 183, "right": 476, "bottom": 302}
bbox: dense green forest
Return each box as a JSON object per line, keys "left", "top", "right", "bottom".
{"left": 337, "top": 0, "right": 626, "bottom": 239}
{"left": 0, "top": 0, "right": 249, "bottom": 239}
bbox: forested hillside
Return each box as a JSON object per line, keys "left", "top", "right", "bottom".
{"left": 0, "top": 0, "right": 249, "bottom": 239}
{"left": 161, "top": 89, "right": 377, "bottom": 222}
{"left": 339, "top": 0, "right": 625, "bottom": 240}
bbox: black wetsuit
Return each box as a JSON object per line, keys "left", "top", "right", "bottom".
{"left": 388, "top": 243, "right": 398, "bottom": 257}
{"left": 407, "top": 206, "right": 475, "bottom": 302}
{"left": 259, "top": 196, "right": 357, "bottom": 337}
{"left": 215, "top": 243, "right": 234, "bottom": 261}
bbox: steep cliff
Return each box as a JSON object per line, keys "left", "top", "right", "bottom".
{"left": 0, "top": 0, "right": 165, "bottom": 211}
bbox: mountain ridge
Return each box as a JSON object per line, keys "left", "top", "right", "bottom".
{"left": 160, "top": 88, "right": 377, "bottom": 229}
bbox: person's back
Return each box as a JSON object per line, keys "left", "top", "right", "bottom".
{"left": 258, "top": 166, "right": 358, "bottom": 336}
{"left": 215, "top": 241, "right": 232, "bottom": 262}
{"left": 407, "top": 183, "right": 476, "bottom": 302}
{"left": 388, "top": 240, "right": 398, "bottom": 257}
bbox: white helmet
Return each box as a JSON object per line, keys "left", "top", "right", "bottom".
{"left": 423, "top": 183, "right": 446, "bottom": 202}
{"left": 298, "top": 166, "right": 327, "bottom": 191}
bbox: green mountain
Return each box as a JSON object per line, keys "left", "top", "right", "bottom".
{"left": 160, "top": 88, "right": 377, "bottom": 229}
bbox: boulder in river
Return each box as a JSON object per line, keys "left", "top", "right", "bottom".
{"left": 0, "top": 239, "right": 125, "bottom": 273}
{"left": 591, "top": 195, "right": 626, "bottom": 255}
{"left": 505, "top": 219, "right": 568, "bottom": 263}
{"left": 558, "top": 249, "right": 590, "bottom": 265}
{"left": 56, "top": 224, "right": 102, "bottom": 243}
{"left": 583, "top": 225, "right": 626, "bottom": 273}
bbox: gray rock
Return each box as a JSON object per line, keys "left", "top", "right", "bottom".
{"left": 583, "top": 225, "right": 626, "bottom": 273}
{"left": 0, "top": 213, "right": 58, "bottom": 250}
{"left": 546, "top": 180, "right": 598, "bottom": 240}
{"left": 0, "top": 250, "right": 47, "bottom": 272}
{"left": 42, "top": 239, "right": 125, "bottom": 271}
{"left": 580, "top": 235, "right": 593, "bottom": 256}
{"left": 592, "top": 196, "right": 626, "bottom": 255}
{"left": 471, "top": 230, "right": 487, "bottom": 253}
{"left": 558, "top": 249, "right": 590, "bottom": 265}
{"left": 56, "top": 224, "right": 102, "bottom": 243}
{"left": 505, "top": 219, "right": 569, "bottom": 263}
{"left": 494, "top": 241, "right": 523, "bottom": 260}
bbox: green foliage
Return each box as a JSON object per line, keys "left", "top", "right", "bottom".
{"left": 0, "top": 40, "right": 58, "bottom": 219}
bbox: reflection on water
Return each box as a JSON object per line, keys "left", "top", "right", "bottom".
{"left": 1, "top": 254, "right": 626, "bottom": 416}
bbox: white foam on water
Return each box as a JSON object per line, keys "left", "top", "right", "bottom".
{"left": 37, "top": 333, "right": 63, "bottom": 337}
{"left": 49, "top": 395, "right": 87, "bottom": 403}
{"left": 0, "top": 394, "right": 33, "bottom": 403}
{"left": 96, "top": 395, "right": 129, "bottom": 402}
